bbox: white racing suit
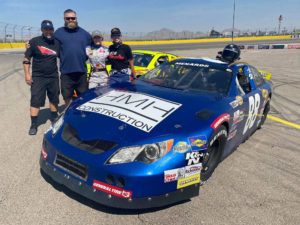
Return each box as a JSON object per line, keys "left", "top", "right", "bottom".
{"left": 86, "top": 45, "right": 109, "bottom": 89}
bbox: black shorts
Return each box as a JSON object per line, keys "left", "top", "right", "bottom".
{"left": 60, "top": 72, "right": 88, "bottom": 100}
{"left": 30, "top": 76, "right": 60, "bottom": 108}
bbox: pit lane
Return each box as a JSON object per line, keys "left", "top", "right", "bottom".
{"left": 0, "top": 46, "right": 299, "bottom": 225}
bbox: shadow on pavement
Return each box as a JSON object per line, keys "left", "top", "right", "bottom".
{"left": 36, "top": 105, "right": 65, "bottom": 127}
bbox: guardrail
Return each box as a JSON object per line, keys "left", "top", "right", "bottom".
{"left": 1, "top": 35, "right": 297, "bottom": 50}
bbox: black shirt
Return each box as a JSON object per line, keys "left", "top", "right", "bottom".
{"left": 24, "top": 36, "right": 60, "bottom": 77}
{"left": 107, "top": 44, "right": 133, "bottom": 71}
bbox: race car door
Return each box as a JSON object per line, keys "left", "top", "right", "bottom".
{"left": 237, "top": 65, "right": 264, "bottom": 140}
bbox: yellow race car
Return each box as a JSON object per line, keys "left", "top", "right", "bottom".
{"left": 133, "top": 50, "right": 178, "bottom": 77}
{"left": 86, "top": 50, "right": 177, "bottom": 78}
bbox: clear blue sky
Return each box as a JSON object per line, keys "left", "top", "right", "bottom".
{"left": 1, "top": 0, "right": 299, "bottom": 32}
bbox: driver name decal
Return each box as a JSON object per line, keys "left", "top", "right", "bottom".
{"left": 76, "top": 90, "right": 182, "bottom": 132}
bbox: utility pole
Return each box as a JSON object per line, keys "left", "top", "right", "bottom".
{"left": 28, "top": 27, "right": 32, "bottom": 39}
{"left": 278, "top": 15, "right": 283, "bottom": 34}
{"left": 232, "top": 0, "right": 236, "bottom": 42}
{"left": 13, "top": 25, "right": 17, "bottom": 42}
{"left": 4, "top": 24, "right": 9, "bottom": 42}
{"left": 21, "top": 26, "right": 27, "bottom": 41}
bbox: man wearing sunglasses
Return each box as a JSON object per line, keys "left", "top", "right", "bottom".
{"left": 23, "top": 20, "right": 60, "bottom": 135}
{"left": 54, "top": 9, "right": 91, "bottom": 106}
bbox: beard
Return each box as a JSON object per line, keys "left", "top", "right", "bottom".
{"left": 64, "top": 21, "right": 78, "bottom": 29}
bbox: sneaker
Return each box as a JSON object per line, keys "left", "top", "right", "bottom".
{"left": 28, "top": 125, "right": 38, "bottom": 135}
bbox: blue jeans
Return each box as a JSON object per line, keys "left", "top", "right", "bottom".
{"left": 109, "top": 71, "right": 130, "bottom": 85}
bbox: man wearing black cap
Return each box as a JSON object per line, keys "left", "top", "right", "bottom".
{"left": 23, "top": 20, "right": 60, "bottom": 135}
{"left": 107, "top": 27, "right": 136, "bottom": 85}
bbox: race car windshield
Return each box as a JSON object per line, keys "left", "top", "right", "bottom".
{"left": 141, "top": 61, "right": 232, "bottom": 94}
{"left": 133, "top": 53, "right": 154, "bottom": 67}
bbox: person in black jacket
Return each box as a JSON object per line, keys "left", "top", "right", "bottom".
{"left": 107, "top": 28, "right": 136, "bottom": 85}
{"left": 23, "top": 20, "right": 60, "bottom": 135}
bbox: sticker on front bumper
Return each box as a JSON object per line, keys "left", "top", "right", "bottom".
{"left": 93, "top": 180, "right": 132, "bottom": 198}
{"left": 76, "top": 90, "right": 182, "bottom": 133}
{"left": 177, "top": 173, "right": 200, "bottom": 189}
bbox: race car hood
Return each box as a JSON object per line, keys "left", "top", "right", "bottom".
{"left": 65, "top": 81, "right": 224, "bottom": 146}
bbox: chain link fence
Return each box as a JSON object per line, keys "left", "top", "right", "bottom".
{"left": 1, "top": 21, "right": 299, "bottom": 42}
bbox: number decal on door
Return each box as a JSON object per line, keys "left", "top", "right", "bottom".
{"left": 243, "top": 93, "right": 261, "bottom": 134}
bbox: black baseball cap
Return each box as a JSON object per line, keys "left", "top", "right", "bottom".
{"left": 111, "top": 27, "right": 121, "bottom": 37}
{"left": 41, "top": 20, "right": 54, "bottom": 30}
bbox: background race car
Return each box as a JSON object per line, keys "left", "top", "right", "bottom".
{"left": 41, "top": 57, "right": 272, "bottom": 209}
{"left": 132, "top": 50, "right": 178, "bottom": 76}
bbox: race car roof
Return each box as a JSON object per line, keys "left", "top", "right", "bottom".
{"left": 171, "top": 57, "right": 229, "bottom": 70}
{"left": 133, "top": 50, "right": 176, "bottom": 56}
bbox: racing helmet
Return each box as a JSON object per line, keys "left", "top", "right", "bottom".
{"left": 221, "top": 44, "right": 241, "bottom": 63}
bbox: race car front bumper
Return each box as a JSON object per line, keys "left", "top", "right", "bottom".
{"left": 40, "top": 158, "right": 200, "bottom": 209}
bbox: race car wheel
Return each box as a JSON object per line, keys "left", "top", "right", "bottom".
{"left": 258, "top": 100, "right": 270, "bottom": 129}
{"left": 201, "top": 125, "right": 227, "bottom": 181}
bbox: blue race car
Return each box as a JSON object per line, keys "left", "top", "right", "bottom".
{"left": 40, "top": 57, "right": 272, "bottom": 209}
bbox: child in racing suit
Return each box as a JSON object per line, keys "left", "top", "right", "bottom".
{"left": 86, "top": 30, "right": 109, "bottom": 88}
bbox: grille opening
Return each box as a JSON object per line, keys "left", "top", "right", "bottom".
{"left": 54, "top": 153, "right": 88, "bottom": 180}
{"left": 61, "top": 123, "right": 117, "bottom": 154}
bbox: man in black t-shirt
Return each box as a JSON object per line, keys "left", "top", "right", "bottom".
{"left": 107, "top": 28, "right": 136, "bottom": 85}
{"left": 23, "top": 20, "right": 60, "bottom": 135}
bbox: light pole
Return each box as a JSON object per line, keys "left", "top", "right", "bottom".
{"left": 13, "top": 25, "right": 17, "bottom": 42}
{"left": 4, "top": 24, "right": 9, "bottom": 42}
{"left": 21, "top": 26, "right": 27, "bottom": 41}
{"left": 278, "top": 15, "right": 283, "bottom": 34}
{"left": 28, "top": 27, "right": 32, "bottom": 39}
{"left": 231, "top": 0, "right": 236, "bottom": 42}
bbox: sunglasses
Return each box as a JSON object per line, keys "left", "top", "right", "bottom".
{"left": 65, "top": 17, "right": 76, "bottom": 21}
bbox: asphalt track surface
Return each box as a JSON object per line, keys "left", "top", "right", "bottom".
{"left": 0, "top": 44, "right": 299, "bottom": 225}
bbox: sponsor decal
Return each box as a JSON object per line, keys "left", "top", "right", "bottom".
{"left": 210, "top": 113, "right": 230, "bottom": 130}
{"left": 233, "top": 110, "right": 244, "bottom": 125}
{"left": 177, "top": 174, "right": 201, "bottom": 189}
{"left": 185, "top": 151, "right": 203, "bottom": 166}
{"left": 243, "top": 93, "right": 261, "bottom": 134}
{"left": 209, "top": 129, "right": 227, "bottom": 146}
{"left": 230, "top": 100, "right": 239, "bottom": 109}
{"left": 256, "top": 107, "right": 265, "bottom": 127}
{"left": 77, "top": 90, "right": 181, "bottom": 133}
{"left": 188, "top": 136, "right": 207, "bottom": 151}
{"left": 164, "top": 163, "right": 202, "bottom": 183}
{"left": 173, "top": 141, "right": 190, "bottom": 153}
{"left": 261, "top": 89, "right": 269, "bottom": 99}
{"left": 37, "top": 46, "right": 57, "bottom": 55}
{"left": 164, "top": 168, "right": 185, "bottom": 183}
{"left": 227, "top": 129, "right": 237, "bottom": 140}
{"left": 93, "top": 180, "right": 132, "bottom": 198}
{"left": 184, "top": 163, "right": 202, "bottom": 177}
{"left": 175, "top": 62, "right": 209, "bottom": 67}
{"left": 236, "top": 96, "right": 243, "bottom": 105}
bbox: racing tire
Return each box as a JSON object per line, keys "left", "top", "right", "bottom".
{"left": 201, "top": 125, "right": 227, "bottom": 182}
{"left": 258, "top": 100, "right": 270, "bottom": 129}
